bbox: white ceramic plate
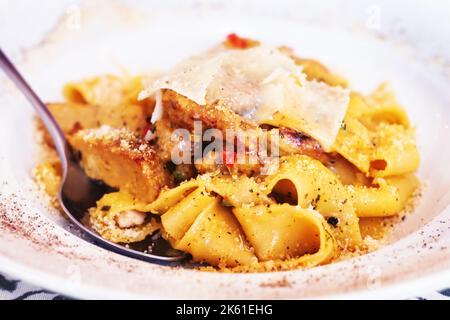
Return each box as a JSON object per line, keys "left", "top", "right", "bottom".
{"left": 0, "top": 0, "right": 450, "bottom": 299}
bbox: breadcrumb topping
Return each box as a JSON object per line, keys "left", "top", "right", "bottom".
{"left": 76, "top": 125, "right": 157, "bottom": 161}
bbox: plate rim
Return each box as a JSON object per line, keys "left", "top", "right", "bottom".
{"left": 1, "top": 249, "right": 450, "bottom": 299}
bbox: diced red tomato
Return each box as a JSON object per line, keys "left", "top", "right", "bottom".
{"left": 222, "top": 150, "right": 237, "bottom": 168}
{"left": 227, "top": 33, "right": 249, "bottom": 49}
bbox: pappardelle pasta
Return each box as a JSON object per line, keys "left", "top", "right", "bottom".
{"left": 34, "top": 34, "right": 420, "bottom": 272}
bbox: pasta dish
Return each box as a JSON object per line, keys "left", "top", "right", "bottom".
{"left": 34, "top": 34, "right": 420, "bottom": 272}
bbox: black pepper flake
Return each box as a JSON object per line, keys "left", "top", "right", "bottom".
{"left": 311, "top": 194, "right": 321, "bottom": 209}
{"left": 327, "top": 216, "right": 339, "bottom": 228}
{"left": 100, "top": 205, "right": 111, "bottom": 211}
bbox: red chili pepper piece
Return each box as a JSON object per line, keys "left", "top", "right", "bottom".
{"left": 227, "top": 33, "right": 248, "bottom": 49}
{"left": 222, "top": 150, "right": 237, "bottom": 168}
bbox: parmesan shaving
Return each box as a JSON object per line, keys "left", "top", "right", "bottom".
{"left": 150, "top": 89, "right": 163, "bottom": 123}
{"left": 139, "top": 46, "right": 350, "bottom": 150}
{"left": 138, "top": 52, "right": 224, "bottom": 104}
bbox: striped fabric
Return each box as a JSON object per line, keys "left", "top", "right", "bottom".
{"left": 0, "top": 273, "right": 70, "bottom": 300}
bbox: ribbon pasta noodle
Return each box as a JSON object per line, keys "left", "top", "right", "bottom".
{"left": 264, "top": 155, "right": 363, "bottom": 249}
{"left": 333, "top": 87, "right": 420, "bottom": 178}
{"left": 348, "top": 174, "right": 419, "bottom": 218}
{"left": 149, "top": 175, "right": 335, "bottom": 268}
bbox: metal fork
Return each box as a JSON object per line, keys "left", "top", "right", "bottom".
{"left": 0, "top": 48, "right": 186, "bottom": 263}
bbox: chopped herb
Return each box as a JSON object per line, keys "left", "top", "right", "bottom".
{"left": 173, "top": 169, "right": 187, "bottom": 182}
{"left": 311, "top": 194, "right": 321, "bottom": 209}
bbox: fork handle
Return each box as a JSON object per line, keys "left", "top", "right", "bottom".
{"left": 0, "top": 48, "right": 68, "bottom": 163}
